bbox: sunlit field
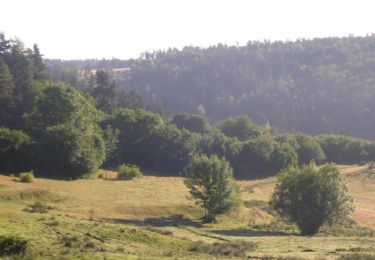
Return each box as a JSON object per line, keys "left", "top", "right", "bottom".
{"left": 1, "top": 165, "right": 374, "bottom": 259}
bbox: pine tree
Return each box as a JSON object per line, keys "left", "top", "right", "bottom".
{"left": 32, "top": 44, "right": 48, "bottom": 80}
{"left": 0, "top": 59, "right": 16, "bottom": 127}
{"left": 92, "top": 70, "right": 115, "bottom": 113}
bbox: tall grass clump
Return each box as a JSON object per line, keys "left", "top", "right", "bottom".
{"left": 189, "top": 240, "right": 256, "bottom": 257}
{"left": 0, "top": 235, "right": 28, "bottom": 257}
{"left": 24, "top": 201, "right": 52, "bottom": 213}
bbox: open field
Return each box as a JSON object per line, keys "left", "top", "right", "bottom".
{"left": 0, "top": 165, "right": 375, "bottom": 259}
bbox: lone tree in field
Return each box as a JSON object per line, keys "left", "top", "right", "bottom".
{"left": 270, "top": 163, "right": 354, "bottom": 235}
{"left": 184, "top": 154, "right": 240, "bottom": 223}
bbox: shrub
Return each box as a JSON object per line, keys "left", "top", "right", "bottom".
{"left": 220, "top": 116, "right": 268, "bottom": 141}
{"left": 24, "top": 201, "right": 51, "bottom": 213}
{"left": 117, "top": 164, "right": 142, "bottom": 180}
{"left": 270, "top": 163, "right": 354, "bottom": 235}
{"left": 230, "top": 136, "right": 276, "bottom": 178}
{"left": 318, "top": 135, "right": 368, "bottom": 163}
{"left": 271, "top": 143, "right": 298, "bottom": 173}
{"left": 189, "top": 240, "right": 256, "bottom": 257}
{"left": 184, "top": 154, "right": 240, "bottom": 222}
{"left": 295, "top": 134, "right": 326, "bottom": 165}
{"left": 19, "top": 171, "right": 34, "bottom": 183}
{"left": 102, "top": 108, "right": 164, "bottom": 167}
{"left": 61, "top": 235, "right": 80, "bottom": 248}
{"left": 0, "top": 235, "right": 28, "bottom": 256}
{"left": 104, "top": 109, "right": 197, "bottom": 174}
{"left": 171, "top": 113, "right": 212, "bottom": 133}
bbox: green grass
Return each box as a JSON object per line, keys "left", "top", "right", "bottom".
{"left": 0, "top": 165, "right": 374, "bottom": 259}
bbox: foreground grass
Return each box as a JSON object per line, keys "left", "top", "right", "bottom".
{"left": 0, "top": 165, "right": 374, "bottom": 259}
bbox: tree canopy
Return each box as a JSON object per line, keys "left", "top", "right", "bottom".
{"left": 25, "top": 81, "right": 105, "bottom": 178}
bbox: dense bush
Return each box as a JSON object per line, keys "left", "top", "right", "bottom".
{"left": 294, "top": 134, "right": 326, "bottom": 165}
{"left": 104, "top": 109, "right": 198, "bottom": 174}
{"left": 0, "top": 235, "right": 28, "bottom": 256}
{"left": 220, "top": 116, "right": 269, "bottom": 141}
{"left": 271, "top": 143, "right": 298, "bottom": 172}
{"left": 197, "top": 132, "right": 241, "bottom": 165}
{"left": 19, "top": 171, "right": 34, "bottom": 183}
{"left": 318, "top": 135, "right": 369, "bottom": 163}
{"left": 145, "top": 124, "right": 198, "bottom": 174}
{"left": 171, "top": 113, "right": 212, "bottom": 133}
{"left": 117, "top": 164, "right": 142, "bottom": 180}
{"left": 229, "top": 136, "right": 297, "bottom": 178}
{"left": 184, "top": 154, "right": 240, "bottom": 222}
{"left": 276, "top": 134, "right": 326, "bottom": 165}
{"left": 0, "top": 127, "right": 31, "bottom": 172}
{"left": 34, "top": 124, "right": 105, "bottom": 178}
{"left": 104, "top": 108, "right": 299, "bottom": 178}
{"left": 102, "top": 108, "right": 164, "bottom": 165}
{"left": 189, "top": 240, "right": 257, "bottom": 257}
{"left": 270, "top": 163, "right": 354, "bottom": 235}
{"left": 230, "top": 136, "right": 275, "bottom": 178}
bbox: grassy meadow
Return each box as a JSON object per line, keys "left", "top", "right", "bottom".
{"left": 0, "top": 165, "right": 375, "bottom": 259}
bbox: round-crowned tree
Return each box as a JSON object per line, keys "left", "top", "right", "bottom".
{"left": 184, "top": 154, "right": 240, "bottom": 223}
{"left": 25, "top": 81, "right": 105, "bottom": 179}
{"left": 270, "top": 163, "right": 354, "bottom": 235}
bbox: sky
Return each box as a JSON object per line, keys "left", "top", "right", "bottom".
{"left": 1, "top": 0, "right": 375, "bottom": 60}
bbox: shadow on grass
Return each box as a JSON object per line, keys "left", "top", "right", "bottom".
{"left": 211, "top": 228, "right": 293, "bottom": 237}
{"left": 104, "top": 214, "right": 203, "bottom": 228}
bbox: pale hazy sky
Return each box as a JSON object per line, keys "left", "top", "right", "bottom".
{"left": 1, "top": 0, "right": 375, "bottom": 59}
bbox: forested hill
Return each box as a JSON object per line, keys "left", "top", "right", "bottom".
{"left": 46, "top": 35, "right": 375, "bottom": 139}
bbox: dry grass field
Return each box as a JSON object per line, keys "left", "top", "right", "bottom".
{"left": 0, "top": 164, "right": 374, "bottom": 259}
